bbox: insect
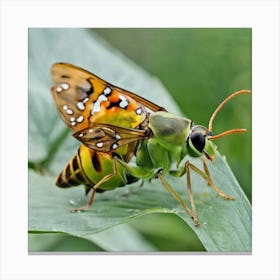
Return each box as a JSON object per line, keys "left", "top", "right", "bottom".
{"left": 51, "top": 62, "right": 250, "bottom": 226}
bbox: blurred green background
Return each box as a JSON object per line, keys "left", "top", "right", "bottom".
{"left": 29, "top": 28, "right": 251, "bottom": 252}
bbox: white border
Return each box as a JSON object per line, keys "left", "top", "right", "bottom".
{"left": 1, "top": 0, "right": 279, "bottom": 280}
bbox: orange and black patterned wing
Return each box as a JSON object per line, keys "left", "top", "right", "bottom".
{"left": 51, "top": 62, "right": 164, "bottom": 153}
{"left": 51, "top": 63, "right": 165, "bottom": 130}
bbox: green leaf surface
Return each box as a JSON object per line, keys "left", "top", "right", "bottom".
{"left": 29, "top": 223, "right": 157, "bottom": 252}
{"left": 83, "top": 223, "right": 158, "bottom": 251}
{"left": 28, "top": 28, "right": 251, "bottom": 252}
{"left": 28, "top": 233, "right": 102, "bottom": 252}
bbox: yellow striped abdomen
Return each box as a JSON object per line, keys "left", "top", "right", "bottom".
{"left": 56, "top": 145, "right": 129, "bottom": 192}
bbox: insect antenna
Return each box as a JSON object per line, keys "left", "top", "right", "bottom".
{"left": 208, "top": 89, "right": 250, "bottom": 140}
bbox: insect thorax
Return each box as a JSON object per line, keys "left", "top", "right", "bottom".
{"left": 148, "top": 112, "right": 192, "bottom": 148}
{"left": 141, "top": 112, "right": 191, "bottom": 163}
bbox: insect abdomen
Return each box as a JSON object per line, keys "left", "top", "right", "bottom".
{"left": 56, "top": 145, "right": 131, "bottom": 191}
{"left": 56, "top": 149, "right": 90, "bottom": 188}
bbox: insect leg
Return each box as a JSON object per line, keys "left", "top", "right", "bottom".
{"left": 201, "top": 158, "right": 235, "bottom": 200}
{"left": 157, "top": 171, "right": 199, "bottom": 227}
{"left": 185, "top": 159, "right": 234, "bottom": 201}
{"left": 185, "top": 161, "right": 199, "bottom": 226}
{"left": 115, "top": 157, "right": 154, "bottom": 179}
{"left": 71, "top": 158, "right": 119, "bottom": 212}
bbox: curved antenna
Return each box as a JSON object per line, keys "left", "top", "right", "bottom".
{"left": 208, "top": 128, "right": 247, "bottom": 140}
{"left": 207, "top": 89, "right": 250, "bottom": 140}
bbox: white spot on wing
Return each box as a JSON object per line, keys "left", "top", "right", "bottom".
{"left": 66, "top": 109, "right": 73, "bottom": 115}
{"left": 96, "top": 142, "right": 103, "bottom": 148}
{"left": 70, "top": 117, "right": 75, "bottom": 122}
{"left": 104, "top": 86, "right": 112, "bottom": 95}
{"left": 115, "top": 133, "right": 121, "bottom": 140}
{"left": 61, "top": 82, "right": 70, "bottom": 90}
{"left": 76, "top": 115, "right": 84, "bottom": 123}
{"left": 71, "top": 121, "right": 76, "bottom": 126}
{"left": 91, "top": 94, "right": 108, "bottom": 115}
{"left": 56, "top": 86, "right": 62, "bottom": 93}
{"left": 83, "top": 97, "right": 89, "bottom": 103}
{"left": 63, "top": 105, "right": 68, "bottom": 110}
{"left": 136, "top": 108, "right": 142, "bottom": 115}
{"left": 112, "top": 143, "right": 118, "bottom": 149}
{"left": 77, "top": 102, "right": 85, "bottom": 110}
{"left": 119, "top": 95, "right": 129, "bottom": 109}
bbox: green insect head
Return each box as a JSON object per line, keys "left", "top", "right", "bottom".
{"left": 187, "top": 90, "right": 251, "bottom": 162}
{"left": 186, "top": 124, "right": 216, "bottom": 160}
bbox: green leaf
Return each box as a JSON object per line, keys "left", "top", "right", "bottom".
{"left": 28, "top": 233, "right": 102, "bottom": 252}
{"left": 83, "top": 223, "right": 158, "bottom": 251}
{"left": 28, "top": 28, "right": 251, "bottom": 252}
{"left": 29, "top": 223, "right": 157, "bottom": 252}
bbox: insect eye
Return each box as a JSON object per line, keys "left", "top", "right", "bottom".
{"left": 190, "top": 131, "right": 205, "bottom": 152}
